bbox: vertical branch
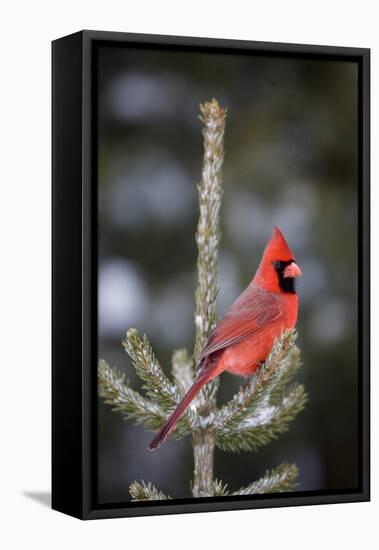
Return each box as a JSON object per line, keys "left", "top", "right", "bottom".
{"left": 192, "top": 99, "right": 227, "bottom": 497}
{"left": 192, "top": 430, "right": 216, "bottom": 497}
{"left": 194, "top": 99, "right": 227, "bottom": 390}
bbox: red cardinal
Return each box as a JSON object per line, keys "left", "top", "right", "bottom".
{"left": 149, "top": 227, "right": 301, "bottom": 450}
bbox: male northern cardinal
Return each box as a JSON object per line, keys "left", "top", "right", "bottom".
{"left": 149, "top": 227, "right": 301, "bottom": 450}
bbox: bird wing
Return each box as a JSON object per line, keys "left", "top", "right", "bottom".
{"left": 200, "top": 287, "right": 283, "bottom": 361}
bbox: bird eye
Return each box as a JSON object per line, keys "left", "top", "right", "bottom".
{"left": 273, "top": 261, "right": 281, "bottom": 270}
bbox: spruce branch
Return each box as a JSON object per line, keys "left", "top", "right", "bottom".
{"left": 122, "top": 328, "right": 180, "bottom": 410}
{"left": 98, "top": 359, "right": 167, "bottom": 430}
{"left": 195, "top": 479, "right": 229, "bottom": 498}
{"left": 215, "top": 331, "right": 307, "bottom": 452}
{"left": 129, "top": 481, "right": 172, "bottom": 501}
{"left": 171, "top": 349, "right": 195, "bottom": 396}
{"left": 214, "top": 330, "right": 307, "bottom": 452}
{"left": 192, "top": 99, "right": 226, "bottom": 497}
{"left": 232, "top": 463, "right": 299, "bottom": 495}
{"left": 194, "top": 99, "right": 227, "bottom": 393}
{"left": 268, "top": 346, "right": 303, "bottom": 406}
{"left": 122, "top": 329, "right": 196, "bottom": 434}
{"left": 216, "top": 384, "right": 307, "bottom": 452}
{"left": 213, "top": 331, "right": 296, "bottom": 428}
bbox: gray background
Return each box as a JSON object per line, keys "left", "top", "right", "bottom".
{"left": 97, "top": 45, "right": 358, "bottom": 503}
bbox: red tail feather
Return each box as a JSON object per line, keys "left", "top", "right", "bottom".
{"left": 148, "top": 373, "right": 211, "bottom": 451}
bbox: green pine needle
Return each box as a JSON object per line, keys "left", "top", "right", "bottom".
{"left": 129, "top": 481, "right": 172, "bottom": 501}
{"left": 233, "top": 463, "right": 299, "bottom": 495}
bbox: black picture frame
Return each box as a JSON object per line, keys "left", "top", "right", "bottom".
{"left": 52, "top": 30, "right": 370, "bottom": 520}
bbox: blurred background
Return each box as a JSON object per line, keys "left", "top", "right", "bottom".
{"left": 96, "top": 45, "right": 358, "bottom": 503}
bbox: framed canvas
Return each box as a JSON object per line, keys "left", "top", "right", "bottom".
{"left": 52, "top": 30, "right": 370, "bottom": 520}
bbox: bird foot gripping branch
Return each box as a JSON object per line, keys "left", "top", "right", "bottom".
{"left": 98, "top": 99, "right": 307, "bottom": 500}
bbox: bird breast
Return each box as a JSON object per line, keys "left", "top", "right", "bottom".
{"left": 219, "top": 294, "right": 298, "bottom": 377}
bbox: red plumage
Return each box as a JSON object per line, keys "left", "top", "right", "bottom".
{"left": 149, "top": 227, "right": 301, "bottom": 450}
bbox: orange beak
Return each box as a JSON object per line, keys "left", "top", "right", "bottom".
{"left": 283, "top": 261, "right": 302, "bottom": 279}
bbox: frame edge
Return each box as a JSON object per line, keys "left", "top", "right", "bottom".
{"left": 52, "top": 31, "right": 86, "bottom": 520}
